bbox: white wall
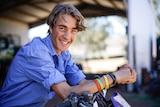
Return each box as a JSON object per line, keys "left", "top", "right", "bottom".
{"left": 127, "top": 0, "right": 157, "bottom": 90}
{"left": 0, "top": 17, "right": 29, "bottom": 46}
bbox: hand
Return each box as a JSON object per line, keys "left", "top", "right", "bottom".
{"left": 118, "top": 64, "right": 131, "bottom": 70}
{"left": 113, "top": 64, "right": 137, "bottom": 84}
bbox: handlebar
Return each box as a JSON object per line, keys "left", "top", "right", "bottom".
{"left": 54, "top": 92, "right": 93, "bottom": 107}
{"left": 54, "top": 89, "right": 125, "bottom": 107}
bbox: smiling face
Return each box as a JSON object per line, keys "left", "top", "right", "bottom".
{"left": 49, "top": 14, "right": 78, "bottom": 55}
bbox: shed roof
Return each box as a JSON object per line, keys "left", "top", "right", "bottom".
{"left": 0, "top": 0, "right": 126, "bottom": 28}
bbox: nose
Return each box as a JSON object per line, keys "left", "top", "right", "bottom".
{"left": 63, "top": 30, "right": 71, "bottom": 39}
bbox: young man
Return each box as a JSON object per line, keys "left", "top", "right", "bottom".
{"left": 0, "top": 3, "right": 136, "bottom": 107}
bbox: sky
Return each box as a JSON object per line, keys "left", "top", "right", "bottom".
{"left": 28, "top": 16, "right": 126, "bottom": 40}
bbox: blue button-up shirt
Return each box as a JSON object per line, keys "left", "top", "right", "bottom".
{"left": 0, "top": 35, "right": 86, "bottom": 107}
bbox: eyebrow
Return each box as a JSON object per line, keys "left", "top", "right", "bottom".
{"left": 58, "top": 24, "right": 77, "bottom": 30}
{"left": 57, "top": 24, "right": 66, "bottom": 28}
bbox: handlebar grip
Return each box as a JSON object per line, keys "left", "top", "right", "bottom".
{"left": 54, "top": 101, "right": 72, "bottom": 107}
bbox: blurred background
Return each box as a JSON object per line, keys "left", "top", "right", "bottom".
{"left": 0, "top": 0, "right": 160, "bottom": 107}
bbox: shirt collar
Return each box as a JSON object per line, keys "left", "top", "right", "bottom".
{"left": 42, "top": 34, "right": 56, "bottom": 56}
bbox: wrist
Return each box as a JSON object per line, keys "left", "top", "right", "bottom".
{"left": 108, "top": 72, "right": 117, "bottom": 86}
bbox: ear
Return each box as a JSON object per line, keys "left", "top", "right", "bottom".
{"left": 49, "top": 26, "right": 53, "bottom": 34}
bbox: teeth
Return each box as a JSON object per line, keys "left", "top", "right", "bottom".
{"left": 61, "top": 40, "right": 68, "bottom": 44}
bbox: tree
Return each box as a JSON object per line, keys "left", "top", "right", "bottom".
{"left": 72, "top": 17, "right": 111, "bottom": 58}
{"left": 152, "top": 0, "right": 160, "bottom": 30}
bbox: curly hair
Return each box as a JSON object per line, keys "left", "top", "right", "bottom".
{"left": 46, "top": 3, "right": 86, "bottom": 33}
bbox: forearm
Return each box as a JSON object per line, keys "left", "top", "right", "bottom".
{"left": 51, "top": 74, "right": 114, "bottom": 100}
{"left": 51, "top": 68, "right": 136, "bottom": 100}
{"left": 71, "top": 74, "right": 114, "bottom": 94}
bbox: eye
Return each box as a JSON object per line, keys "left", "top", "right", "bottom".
{"left": 58, "top": 27, "right": 66, "bottom": 32}
{"left": 72, "top": 29, "right": 78, "bottom": 33}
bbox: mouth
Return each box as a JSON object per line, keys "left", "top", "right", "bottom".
{"left": 60, "top": 40, "right": 69, "bottom": 45}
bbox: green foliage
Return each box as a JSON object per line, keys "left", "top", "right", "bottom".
{"left": 152, "top": 0, "right": 160, "bottom": 23}
{"left": 71, "top": 16, "right": 127, "bottom": 59}
{"left": 74, "top": 17, "right": 111, "bottom": 53}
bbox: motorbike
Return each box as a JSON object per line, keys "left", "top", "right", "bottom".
{"left": 54, "top": 89, "right": 131, "bottom": 107}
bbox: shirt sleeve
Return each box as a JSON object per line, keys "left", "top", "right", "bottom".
{"left": 63, "top": 51, "right": 86, "bottom": 86}
{"left": 18, "top": 44, "right": 66, "bottom": 90}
